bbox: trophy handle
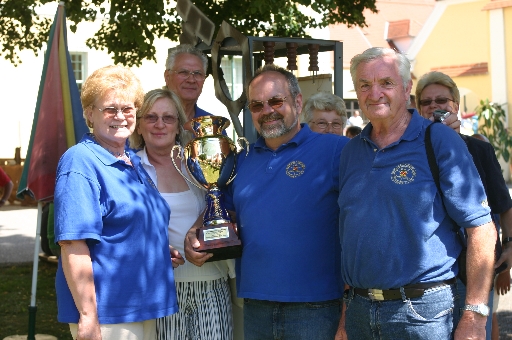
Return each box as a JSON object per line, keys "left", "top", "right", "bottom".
{"left": 237, "top": 137, "right": 250, "bottom": 157}
{"left": 171, "top": 144, "right": 204, "bottom": 190}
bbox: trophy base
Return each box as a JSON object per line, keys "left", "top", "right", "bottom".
{"left": 196, "top": 223, "right": 242, "bottom": 262}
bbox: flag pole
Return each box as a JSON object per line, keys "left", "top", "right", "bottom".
{"left": 27, "top": 201, "right": 43, "bottom": 340}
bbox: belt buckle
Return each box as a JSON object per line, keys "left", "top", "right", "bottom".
{"left": 368, "top": 289, "right": 385, "bottom": 301}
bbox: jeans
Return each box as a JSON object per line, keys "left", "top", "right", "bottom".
{"left": 344, "top": 283, "right": 459, "bottom": 339}
{"left": 243, "top": 298, "right": 342, "bottom": 340}
{"left": 455, "top": 278, "right": 493, "bottom": 340}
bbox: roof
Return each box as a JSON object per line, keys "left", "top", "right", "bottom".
{"left": 329, "top": 0, "right": 437, "bottom": 67}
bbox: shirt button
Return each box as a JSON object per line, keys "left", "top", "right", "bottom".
{"left": 269, "top": 167, "right": 273, "bottom": 170}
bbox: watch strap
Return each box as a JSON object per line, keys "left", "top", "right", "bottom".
{"left": 463, "top": 304, "right": 489, "bottom": 316}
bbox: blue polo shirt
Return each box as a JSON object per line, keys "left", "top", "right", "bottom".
{"left": 195, "top": 104, "right": 212, "bottom": 118}
{"left": 225, "top": 124, "right": 349, "bottom": 302}
{"left": 54, "top": 134, "right": 178, "bottom": 324}
{"left": 338, "top": 110, "right": 491, "bottom": 289}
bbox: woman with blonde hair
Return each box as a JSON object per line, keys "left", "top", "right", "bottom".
{"left": 54, "top": 65, "right": 178, "bottom": 340}
{"left": 131, "top": 88, "right": 235, "bottom": 340}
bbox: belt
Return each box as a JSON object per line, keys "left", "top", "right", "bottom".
{"left": 353, "top": 277, "right": 457, "bottom": 301}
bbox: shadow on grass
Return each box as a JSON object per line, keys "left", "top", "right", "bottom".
{"left": 0, "top": 261, "right": 71, "bottom": 340}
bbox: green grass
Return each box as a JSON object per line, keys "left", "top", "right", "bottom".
{"left": 0, "top": 261, "right": 71, "bottom": 340}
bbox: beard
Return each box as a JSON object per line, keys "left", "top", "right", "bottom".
{"left": 258, "top": 112, "right": 299, "bottom": 139}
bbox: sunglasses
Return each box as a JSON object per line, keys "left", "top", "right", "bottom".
{"left": 247, "top": 97, "right": 287, "bottom": 114}
{"left": 418, "top": 97, "right": 455, "bottom": 106}
{"left": 142, "top": 114, "right": 178, "bottom": 124}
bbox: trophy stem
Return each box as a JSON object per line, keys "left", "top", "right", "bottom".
{"left": 204, "top": 186, "right": 232, "bottom": 226}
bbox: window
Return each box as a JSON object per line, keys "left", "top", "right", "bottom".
{"left": 70, "top": 52, "right": 87, "bottom": 92}
{"left": 220, "top": 56, "right": 243, "bottom": 100}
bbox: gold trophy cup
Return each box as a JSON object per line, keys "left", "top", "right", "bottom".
{"left": 172, "top": 116, "right": 248, "bottom": 262}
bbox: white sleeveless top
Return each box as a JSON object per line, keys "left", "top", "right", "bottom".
{"left": 137, "top": 148, "right": 235, "bottom": 282}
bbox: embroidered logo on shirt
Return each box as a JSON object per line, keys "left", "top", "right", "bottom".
{"left": 286, "top": 161, "right": 306, "bottom": 178}
{"left": 391, "top": 163, "right": 416, "bottom": 185}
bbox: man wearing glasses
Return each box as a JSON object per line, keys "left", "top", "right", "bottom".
{"left": 164, "top": 44, "right": 211, "bottom": 121}
{"left": 185, "top": 64, "right": 350, "bottom": 339}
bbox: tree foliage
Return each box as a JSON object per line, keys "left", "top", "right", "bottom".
{"left": 0, "top": 0, "right": 377, "bottom": 67}
{"left": 476, "top": 99, "right": 512, "bottom": 162}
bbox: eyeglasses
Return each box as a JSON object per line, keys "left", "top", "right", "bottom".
{"left": 170, "top": 69, "right": 206, "bottom": 81}
{"left": 247, "top": 97, "right": 287, "bottom": 114}
{"left": 142, "top": 114, "right": 178, "bottom": 124}
{"left": 94, "top": 106, "right": 135, "bottom": 118}
{"left": 418, "top": 97, "right": 455, "bottom": 106}
{"left": 312, "top": 121, "right": 343, "bottom": 130}
{"left": 358, "top": 81, "right": 398, "bottom": 92}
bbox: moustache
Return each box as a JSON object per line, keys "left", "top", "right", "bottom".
{"left": 258, "top": 113, "right": 284, "bottom": 125}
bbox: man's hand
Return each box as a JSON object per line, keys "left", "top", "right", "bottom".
{"left": 454, "top": 311, "right": 486, "bottom": 340}
{"left": 184, "top": 213, "right": 213, "bottom": 266}
{"left": 169, "top": 246, "right": 185, "bottom": 268}
{"left": 335, "top": 301, "right": 348, "bottom": 340}
{"left": 184, "top": 225, "right": 213, "bottom": 266}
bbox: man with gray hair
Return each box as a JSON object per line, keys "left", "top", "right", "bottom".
{"left": 338, "top": 47, "right": 496, "bottom": 339}
{"left": 164, "top": 44, "right": 212, "bottom": 121}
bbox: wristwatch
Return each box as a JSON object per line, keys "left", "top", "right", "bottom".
{"left": 503, "top": 237, "right": 512, "bottom": 245}
{"left": 463, "top": 304, "right": 490, "bottom": 317}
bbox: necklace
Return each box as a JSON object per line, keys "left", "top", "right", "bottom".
{"left": 91, "top": 134, "right": 132, "bottom": 165}
{"left": 108, "top": 148, "right": 132, "bottom": 166}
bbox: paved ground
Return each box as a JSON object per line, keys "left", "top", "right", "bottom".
{"left": 1, "top": 202, "right": 511, "bottom": 338}
{"left": 0, "top": 204, "right": 40, "bottom": 264}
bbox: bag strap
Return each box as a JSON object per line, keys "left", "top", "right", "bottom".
{"left": 424, "top": 123, "right": 465, "bottom": 241}
{"left": 425, "top": 123, "right": 441, "bottom": 192}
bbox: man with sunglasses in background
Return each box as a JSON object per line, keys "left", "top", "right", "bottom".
{"left": 185, "top": 64, "right": 350, "bottom": 339}
{"left": 164, "top": 44, "right": 211, "bottom": 121}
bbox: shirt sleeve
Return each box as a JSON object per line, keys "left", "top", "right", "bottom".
{"left": 432, "top": 125, "right": 492, "bottom": 228}
{"left": 54, "top": 170, "right": 103, "bottom": 243}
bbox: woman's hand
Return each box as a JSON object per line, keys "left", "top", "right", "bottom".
{"left": 438, "top": 111, "right": 461, "bottom": 133}
{"left": 495, "top": 270, "right": 511, "bottom": 295}
{"left": 77, "top": 312, "right": 101, "bottom": 340}
{"left": 169, "top": 246, "right": 185, "bottom": 268}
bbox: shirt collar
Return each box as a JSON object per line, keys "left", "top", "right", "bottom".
{"left": 137, "top": 147, "right": 154, "bottom": 168}
{"left": 360, "top": 109, "right": 424, "bottom": 146}
{"left": 82, "top": 133, "right": 139, "bottom": 167}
